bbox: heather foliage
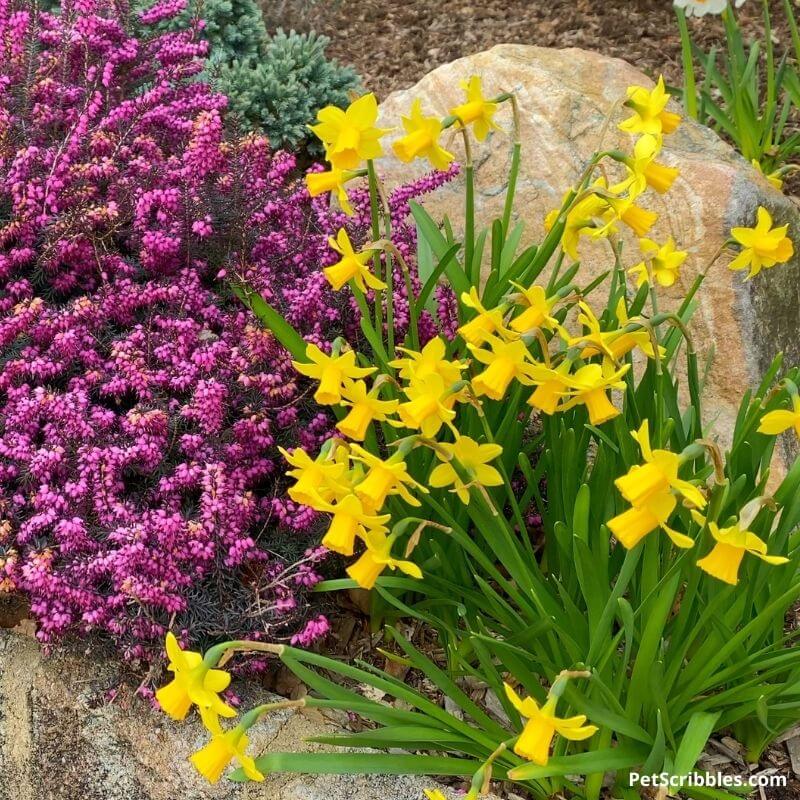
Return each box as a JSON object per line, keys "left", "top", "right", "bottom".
{"left": 0, "top": 0, "right": 453, "bottom": 660}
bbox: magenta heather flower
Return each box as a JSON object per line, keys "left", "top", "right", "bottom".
{"left": 0, "top": 0, "right": 456, "bottom": 663}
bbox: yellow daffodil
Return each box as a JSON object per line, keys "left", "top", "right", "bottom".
{"left": 191, "top": 716, "right": 264, "bottom": 784}
{"left": 569, "top": 301, "right": 658, "bottom": 361}
{"left": 694, "top": 512, "right": 789, "bottom": 586}
{"left": 729, "top": 206, "right": 794, "bottom": 279}
{"left": 393, "top": 99, "right": 454, "bottom": 171}
{"left": 626, "top": 134, "right": 680, "bottom": 195}
{"left": 310, "top": 93, "right": 390, "bottom": 170}
{"left": 424, "top": 791, "right": 448, "bottom": 800}
{"left": 429, "top": 435, "right": 503, "bottom": 503}
{"left": 629, "top": 236, "right": 687, "bottom": 288}
{"left": 525, "top": 361, "right": 574, "bottom": 415}
{"left": 346, "top": 528, "right": 422, "bottom": 589}
{"left": 397, "top": 372, "right": 462, "bottom": 437}
{"left": 758, "top": 395, "right": 800, "bottom": 438}
{"left": 305, "top": 167, "right": 357, "bottom": 215}
{"left": 544, "top": 190, "right": 609, "bottom": 260}
{"left": 619, "top": 76, "right": 681, "bottom": 136}
{"left": 556, "top": 362, "right": 629, "bottom": 425}
{"left": 293, "top": 343, "right": 376, "bottom": 406}
{"left": 155, "top": 633, "right": 236, "bottom": 723}
{"left": 390, "top": 337, "right": 466, "bottom": 386}
{"left": 508, "top": 283, "right": 560, "bottom": 334}
{"left": 504, "top": 683, "right": 597, "bottom": 766}
{"left": 599, "top": 191, "right": 659, "bottom": 238}
{"left": 608, "top": 421, "right": 706, "bottom": 550}
{"left": 350, "top": 444, "right": 426, "bottom": 510}
{"left": 336, "top": 380, "right": 398, "bottom": 441}
{"left": 458, "top": 287, "right": 508, "bottom": 345}
{"left": 318, "top": 493, "right": 391, "bottom": 556}
{"left": 468, "top": 334, "right": 534, "bottom": 401}
{"left": 324, "top": 228, "right": 386, "bottom": 292}
{"left": 449, "top": 75, "right": 500, "bottom": 141}
{"left": 752, "top": 159, "right": 783, "bottom": 192}
{"left": 279, "top": 445, "right": 351, "bottom": 506}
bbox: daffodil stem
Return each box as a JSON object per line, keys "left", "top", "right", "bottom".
{"left": 370, "top": 238, "right": 419, "bottom": 351}
{"left": 240, "top": 698, "right": 307, "bottom": 731}
{"left": 501, "top": 95, "right": 521, "bottom": 237}
{"left": 204, "top": 640, "right": 285, "bottom": 668}
{"left": 475, "top": 402, "right": 528, "bottom": 538}
{"left": 460, "top": 128, "right": 476, "bottom": 285}
{"left": 366, "top": 160, "right": 383, "bottom": 338}
{"left": 351, "top": 284, "right": 391, "bottom": 371}
{"left": 676, "top": 7, "right": 698, "bottom": 119}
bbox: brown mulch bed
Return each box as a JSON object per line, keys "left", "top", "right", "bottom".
{"left": 264, "top": 0, "right": 794, "bottom": 98}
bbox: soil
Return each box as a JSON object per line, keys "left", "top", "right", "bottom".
{"left": 264, "top": 0, "right": 795, "bottom": 99}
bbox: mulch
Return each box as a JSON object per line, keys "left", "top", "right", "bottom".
{"left": 264, "top": 0, "right": 794, "bottom": 98}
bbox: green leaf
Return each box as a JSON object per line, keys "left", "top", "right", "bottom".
{"left": 507, "top": 745, "right": 646, "bottom": 781}
{"left": 416, "top": 244, "right": 461, "bottom": 315}
{"left": 409, "top": 201, "right": 470, "bottom": 297}
{"left": 233, "top": 285, "right": 307, "bottom": 360}
{"left": 230, "top": 753, "right": 481, "bottom": 782}
{"left": 673, "top": 712, "right": 721, "bottom": 777}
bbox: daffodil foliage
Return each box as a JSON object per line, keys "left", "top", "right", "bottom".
{"left": 162, "top": 77, "right": 800, "bottom": 799}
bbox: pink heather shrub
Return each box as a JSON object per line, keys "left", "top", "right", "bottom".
{"left": 0, "top": 0, "right": 455, "bottom": 662}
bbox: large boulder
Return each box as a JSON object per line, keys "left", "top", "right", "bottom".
{"left": 0, "top": 629, "right": 482, "bottom": 800}
{"left": 378, "top": 45, "right": 800, "bottom": 459}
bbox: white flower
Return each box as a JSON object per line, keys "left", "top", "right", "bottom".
{"left": 674, "top": 0, "right": 746, "bottom": 16}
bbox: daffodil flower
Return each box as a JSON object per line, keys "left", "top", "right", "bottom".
{"left": 336, "top": 380, "right": 398, "bottom": 441}
{"left": 599, "top": 190, "right": 659, "bottom": 238}
{"left": 393, "top": 99, "right": 454, "bottom": 171}
{"left": 390, "top": 337, "right": 466, "bottom": 385}
{"left": 293, "top": 342, "right": 376, "bottom": 406}
{"left": 507, "top": 283, "right": 560, "bottom": 335}
{"left": 280, "top": 445, "right": 352, "bottom": 506}
{"left": 310, "top": 93, "right": 391, "bottom": 170}
{"left": 397, "top": 372, "right": 461, "bottom": 437}
{"left": 525, "top": 361, "right": 574, "bottom": 415}
{"left": 191, "top": 715, "right": 264, "bottom": 784}
{"left": 608, "top": 421, "right": 706, "bottom": 550}
{"left": 752, "top": 159, "right": 783, "bottom": 192}
{"left": 458, "top": 287, "right": 508, "bottom": 345}
{"left": 317, "top": 493, "right": 391, "bottom": 556}
{"left": 729, "top": 206, "right": 794, "bottom": 279}
{"left": 693, "top": 511, "right": 789, "bottom": 586}
{"left": 449, "top": 75, "right": 500, "bottom": 141}
{"left": 675, "top": 0, "right": 746, "bottom": 18}
{"left": 346, "top": 528, "right": 422, "bottom": 589}
{"left": 629, "top": 236, "right": 687, "bottom": 288}
{"left": 504, "top": 682, "right": 597, "bottom": 766}
{"left": 468, "top": 334, "right": 534, "bottom": 400}
{"left": 619, "top": 76, "right": 681, "bottom": 136}
{"left": 423, "top": 791, "right": 448, "bottom": 800}
{"left": 544, "top": 190, "right": 609, "bottom": 260}
{"left": 350, "top": 444, "right": 426, "bottom": 510}
{"left": 155, "top": 633, "right": 236, "bottom": 723}
{"left": 556, "top": 362, "right": 629, "bottom": 425}
{"left": 625, "top": 134, "right": 680, "bottom": 195}
{"left": 569, "top": 301, "right": 659, "bottom": 361}
{"left": 305, "top": 167, "right": 358, "bottom": 216}
{"left": 428, "top": 435, "right": 503, "bottom": 503}
{"left": 324, "top": 228, "right": 386, "bottom": 292}
{"left": 758, "top": 395, "right": 800, "bottom": 439}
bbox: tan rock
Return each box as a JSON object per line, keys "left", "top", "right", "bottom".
{"left": 378, "top": 44, "right": 800, "bottom": 458}
{"left": 0, "top": 629, "right": 494, "bottom": 800}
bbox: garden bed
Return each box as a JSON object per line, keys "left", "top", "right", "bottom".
{"left": 266, "top": 0, "right": 792, "bottom": 98}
